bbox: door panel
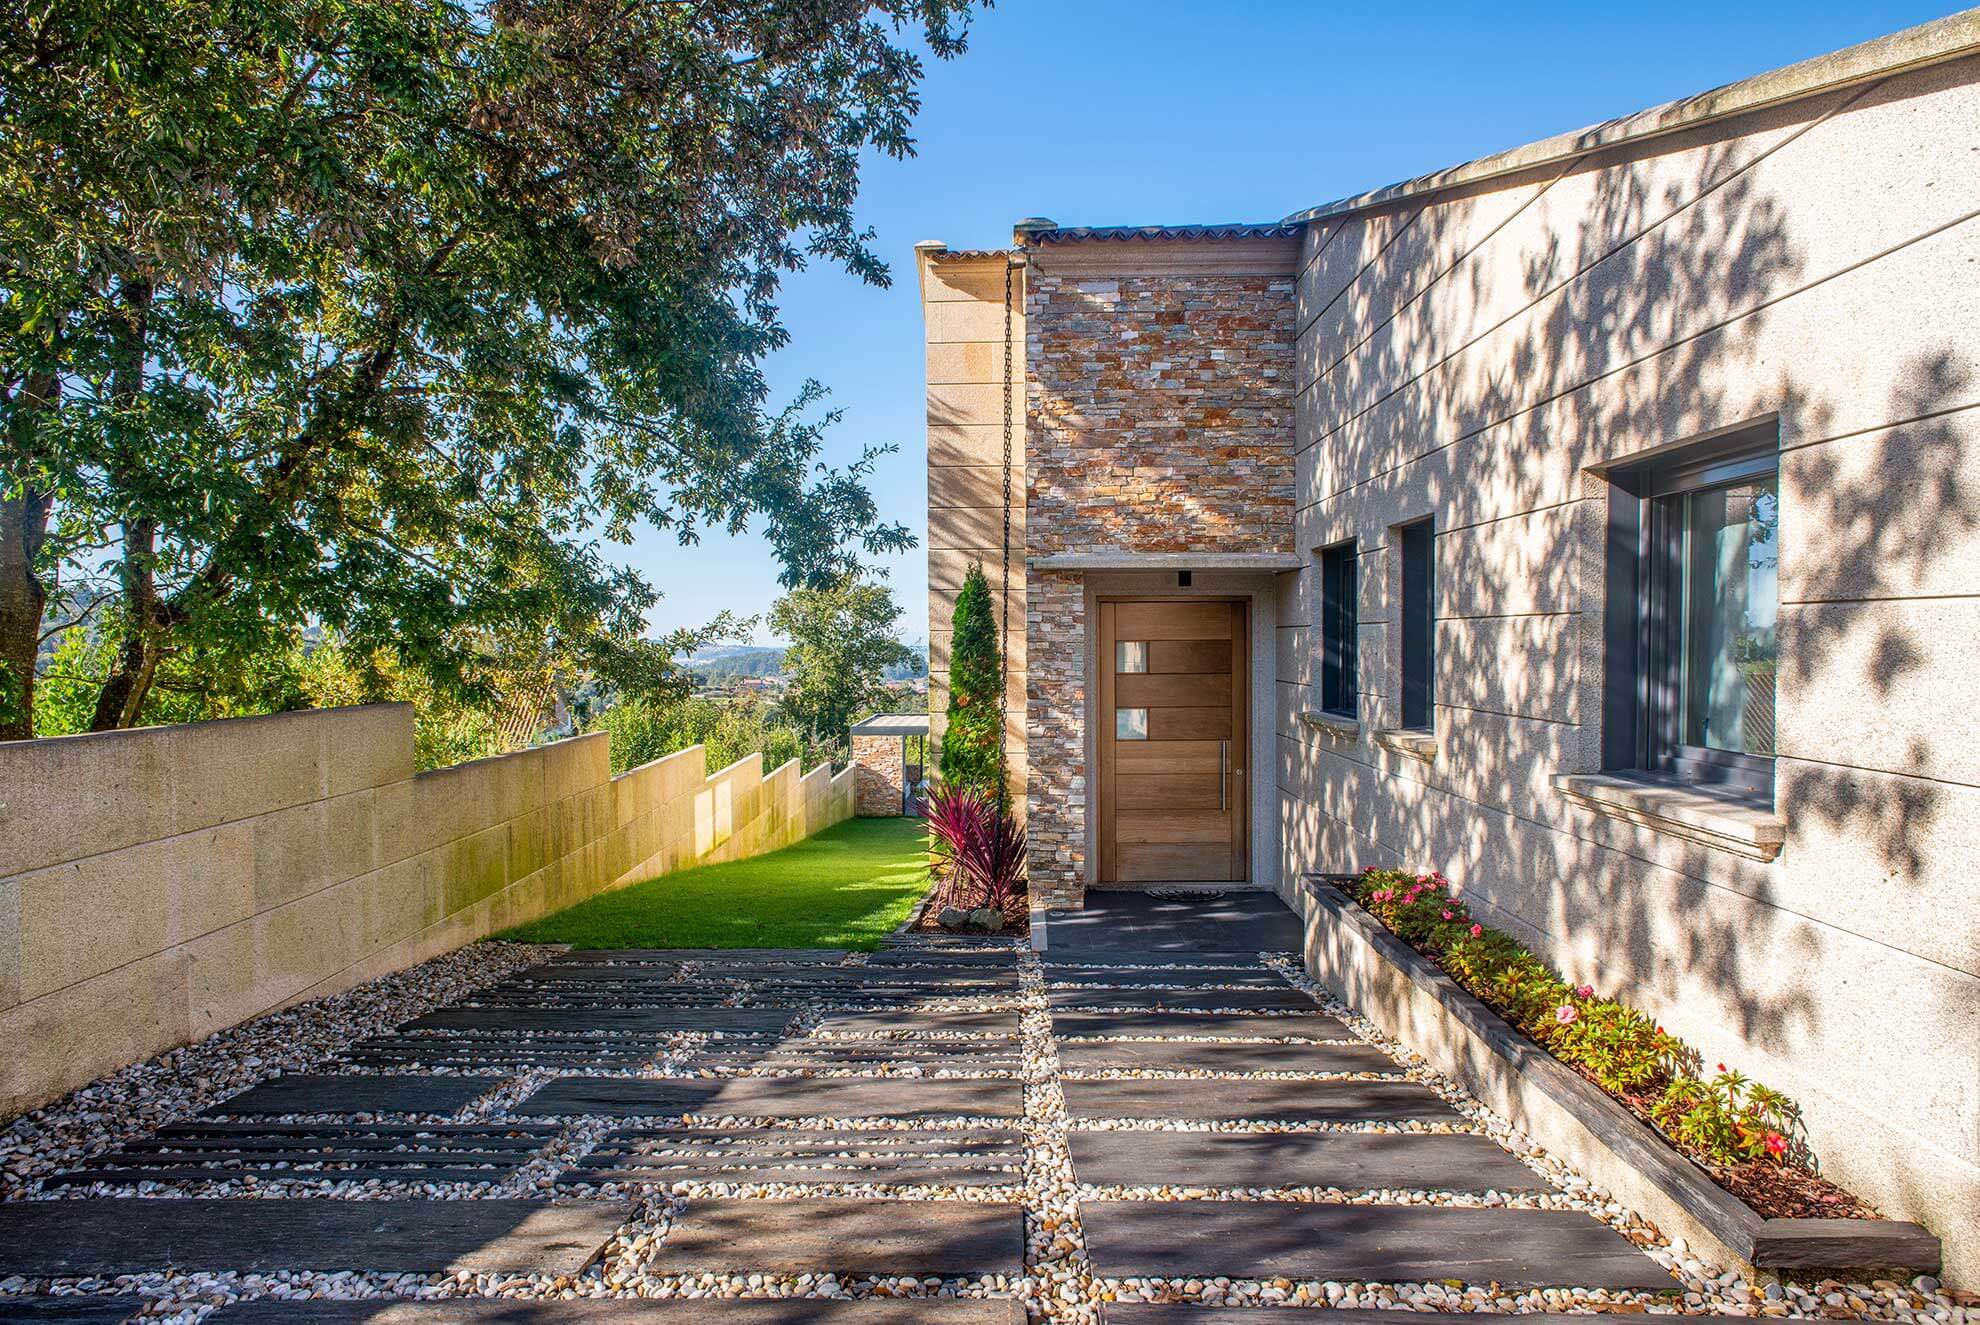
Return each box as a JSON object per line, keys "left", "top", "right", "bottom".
{"left": 1147, "top": 707, "right": 1232, "bottom": 741}
{"left": 1117, "top": 672, "right": 1233, "bottom": 708}
{"left": 1116, "top": 774, "right": 1223, "bottom": 810}
{"left": 1115, "top": 740, "right": 1222, "bottom": 774}
{"left": 1098, "top": 599, "right": 1248, "bottom": 884}
{"left": 1148, "top": 640, "right": 1232, "bottom": 673}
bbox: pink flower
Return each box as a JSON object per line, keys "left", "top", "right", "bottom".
{"left": 1469, "top": 923, "right": 1483, "bottom": 937}
{"left": 1576, "top": 984, "right": 1594, "bottom": 999}
{"left": 1717, "top": 1063, "right": 1727, "bottom": 1074}
{"left": 1555, "top": 1005, "right": 1579, "bottom": 1025}
{"left": 1441, "top": 910, "right": 1454, "bottom": 921}
{"left": 1764, "top": 1132, "right": 1788, "bottom": 1158}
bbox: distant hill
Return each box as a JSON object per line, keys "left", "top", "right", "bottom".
{"left": 681, "top": 643, "right": 928, "bottom": 684}
{"left": 686, "top": 646, "right": 785, "bottom": 681}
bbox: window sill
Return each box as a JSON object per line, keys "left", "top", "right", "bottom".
{"left": 1551, "top": 772, "right": 1785, "bottom": 863}
{"left": 1374, "top": 727, "right": 1437, "bottom": 761}
{"left": 1298, "top": 710, "right": 1360, "bottom": 738}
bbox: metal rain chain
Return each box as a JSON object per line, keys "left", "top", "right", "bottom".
{"left": 997, "top": 251, "right": 1015, "bottom": 807}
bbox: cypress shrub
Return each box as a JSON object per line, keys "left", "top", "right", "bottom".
{"left": 940, "top": 562, "right": 1004, "bottom": 798}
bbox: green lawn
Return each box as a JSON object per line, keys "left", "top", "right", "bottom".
{"left": 499, "top": 816, "right": 931, "bottom": 950}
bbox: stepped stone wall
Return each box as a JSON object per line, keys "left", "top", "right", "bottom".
{"left": 0, "top": 704, "right": 855, "bottom": 1117}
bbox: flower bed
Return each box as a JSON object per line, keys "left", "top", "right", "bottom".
{"left": 1352, "top": 867, "right": 1872, "bottom": 1221}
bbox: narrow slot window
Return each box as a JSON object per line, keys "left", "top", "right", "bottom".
{"left": 1400, "top": 520, "right": 1436, "bottom": 730}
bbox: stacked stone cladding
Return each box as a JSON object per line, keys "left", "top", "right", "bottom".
{"left": 1022, "top": 267, "right": 1296, "bottom": 904}
{"left": 852, "top": 734, "right": 905, "bottom": 817}
{"left": 1025, "top": 271, "right": 1297, "bottom": 555}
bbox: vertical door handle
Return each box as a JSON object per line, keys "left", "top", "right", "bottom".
{"left": 1219, "top": 739, "right": 1229, "bottom": 813}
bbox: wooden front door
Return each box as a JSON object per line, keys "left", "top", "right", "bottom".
{"left": 1098, "top": 599, "right": 1249, "bottom": 883}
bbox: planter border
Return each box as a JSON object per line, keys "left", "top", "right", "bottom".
{"left": 1298, "top": 876, "right": 1940, "bottom": 1276}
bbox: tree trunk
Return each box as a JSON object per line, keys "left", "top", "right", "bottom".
{"left": 0, "top": 368, "right": 58, "bottom": 741}
{"left": 89, "top": 277, "right": 161, "bottom": 730}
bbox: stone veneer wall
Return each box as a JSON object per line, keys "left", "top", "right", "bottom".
{"left": 1022, "top": 250, "right": 1297, "bottom": 904}
{"left": 919, "top": 247, "right": 1028, "bottom": 810}
{"left": 852, "top": 733, "right": 906, "bottom": 816}
{"left": 1272, "top": 48, "right": 1980, "bottom": 1280}
{"left": 0, "top": 703, "right": 856, "bottom": 1117}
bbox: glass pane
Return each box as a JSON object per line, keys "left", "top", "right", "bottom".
{"left": 1115, "top": 707, "right": 1149, "bottom": 741}
{"left": 1116, "top": 641, "right": 1148, "bottom": 674}
{"left": 1681, "top": 477, "right": 1778, "bottom": 755}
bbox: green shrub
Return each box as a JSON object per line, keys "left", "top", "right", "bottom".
{"left": 1353, "top": 867, "right": 1799, "bottom": 1168}
{"left": 940, "top": 562, "right": 1003, "bottom": 799}
{"left": 599, "top": 694, "right": 817, "bottom": 777}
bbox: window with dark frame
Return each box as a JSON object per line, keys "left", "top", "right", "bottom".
{"left": 1602, "top": 422, "right": 1780, "bottom": 802}
{"left": 1319, "top": 541, "right": 1359, "bottom": 718}
{"left": 1399, "top": 520, "right": 1436, "bottom": 730}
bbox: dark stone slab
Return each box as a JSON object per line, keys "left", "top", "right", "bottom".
{"left": 0, "top": 1299, "right": 146, "bottom": 1325}
{"left": 1068, "top": 1129, "right": 1542, "bottom": 1191}
{"left": 1055, "top": 1037, "right": 1393, "bottom": 1074}
{"left": 1101, "top": 1312, "right": 1745, "bottom": 1325}
{"left": 1051, "top": 1011, "right": 1349, "bottom": 1041}
{"left": 519, "top": 1077, "right": 1020, "bottom": 1120}
{"left": 515, "top": 1079, "right": 724, "bottom": 1116}
{"left": 50, "top": 1123, "right": 558, "bottom": 1188}
{"left": 1062, "top": 1077, "right": 1456, "bottom": 1123}
{"left": 337, "top": 1033, "right": 672, "bottom": 1072}
{"left": 810, "top": 1010, "right": 1017, "bottom": 1036}
{"left": 405, "top": 1007, "right": 794, "bottom": 1035}
{"left": 565, "top": 1127, "right": 1023, "bottom": 1187}
{"left": 651, "top": 1198, "right": 1020, "bottom": 1274}
{"left": 551, "top": 949, "right": 847, "bottom": 964}
{"left": 1045, "top": 969, "right": 1289, "bottom": 988}
{"left": 213, "top": 1298, "right": 1026, "bottom": 1325}
{"left": 1040, "top": 951, "right": 1267, "bottom": 969}
{"left": 0, "top": 1200, "right": 629, "bottom": 1276}
{"left": 686, "top": 1040, "right": 1024, "bottom": 1074}
{"left": 863, "top": 951, "right": 1020, "bottom": 968}
{"left": 203, "top": 1075, "right": 504, "bottom": 1116}
{"left": 1044, "top": 892, "right": 1304, "bottom": 954}
{"left": 1047, "top": 989, "right": 1319, "bottom": 1012}
{"left": 1078, "top": 1201, "right": 1675, "bottom": 1290}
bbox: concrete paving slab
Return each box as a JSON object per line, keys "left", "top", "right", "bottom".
{"left": 0, "top": 1200, "right": 629, "bottom": 1276}
{"left": 1079, "top": 1201, "right": 1675, "bottom": 1289}
{"left": 650, "top": 1198, "right": 1021, "bottom": 1275}
{"left": 1067, "top": 1129, "right": 1544, "bottom": 1191}
{"left": 565, "top": 1127, "right": 1024, "bottom": 1187}
{"left": 404, "top": 1008, "right": 794, "bottom": 1035}
{"left": 212, "top": 1299, "right": 1026, "bottom": 1325}
{"left": 1051, "top": 1011, "right": 1350, "bottom": 1041}
{"left": 1061, "top": 1077, "right": 1458, "bottom": 1123}
{"left": 519, "top": 1077, "right": 1020, "bottom": 1120}
{"left": 1046, "top": 989, "right": 1320, "bottom": 1013}
{"left": 202, "top": 1075, "right": 503, "bottom": 1116}
{"left": 1055, "top": 1038, "right": 1394, "bottom": 1074}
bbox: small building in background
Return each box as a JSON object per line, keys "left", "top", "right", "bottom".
{"left": 850, "top": 713, "right": 930, "bottom": 817}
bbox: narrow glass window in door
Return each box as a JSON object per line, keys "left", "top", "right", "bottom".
{"left": 1115, "top": 708, "right": 1149, "bottom": 740}
{"left": 1116, "top": 641, "right": 1148, "bottom": 673}
{"left": 1678, "top": 477, "right": 1778, "bottom": 756}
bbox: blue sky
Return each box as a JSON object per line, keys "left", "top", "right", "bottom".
{"left": 633, "top": 0, "right": 1955, "bottom": 649}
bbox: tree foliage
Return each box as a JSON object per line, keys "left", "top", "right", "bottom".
{"left": 768, "top": 569, "right": 916, "bottom": 751}
{"left": 598, "top": 693, "right": 820, "bottom": 780}
{"left": 0, "top": 0, "right": 978, "bottom": 738}
{"left": 939, "top": 560, "right": 1001, "bottom": 797}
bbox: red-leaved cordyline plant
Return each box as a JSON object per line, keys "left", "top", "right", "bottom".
{"left": 923, "top": 782, "right": 1027, "bottom": 912}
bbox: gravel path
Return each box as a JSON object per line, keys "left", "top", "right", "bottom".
{"left": 0, "top": 937, "right": 1964, "bottom": 1325}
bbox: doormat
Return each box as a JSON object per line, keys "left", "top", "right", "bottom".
{"left": 1147, "top": 888, "right": 1230, "bottom": 903}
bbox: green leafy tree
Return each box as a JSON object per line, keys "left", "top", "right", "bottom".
{"left": 0, "top": 0, "right": 979, "bottom": 739}
{"left": 768, "top": 570, "right": 917, "bottom": 752}
{"left": 599, "top": 693, "right": 816, "bottom": 778}
{"left": 940, "top": 561, "right": 1002, "bottom": 796}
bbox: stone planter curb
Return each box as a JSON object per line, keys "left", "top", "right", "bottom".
{"left": 1298, "top": 876, "right": 1941, "bottom": 1276}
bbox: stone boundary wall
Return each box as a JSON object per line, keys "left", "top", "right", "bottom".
{"left": 852, "top": 733, "right": 906, "bottom": 817}
{"left": 0, "top": 703, "right": 856, "bottom": 1117}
